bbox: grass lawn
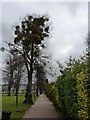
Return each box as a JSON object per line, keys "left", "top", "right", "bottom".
{"left": 2, "top": 94, "right": 37, "bottom": 120}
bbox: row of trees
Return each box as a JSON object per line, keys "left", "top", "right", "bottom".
{"left": 2, "top": 14, "right": 50, "bottom": 104}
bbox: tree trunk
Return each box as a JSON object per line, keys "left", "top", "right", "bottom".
{"left": 8, "top": 65, "right": 13, "bottom": 96}
{"left": 8, "top": 85, "right": 11, "bottom": 96}
{"left": 23, "top": 72, "right": 33, "bottom": 104}
{"left": 23, "top": 42, "right": 34, "bottom": 104}
{"left": 16, "top": 88, "right": 19, "bottom": 111}
{"left": 36, "top": 85, "right": 39, "bottom": 96}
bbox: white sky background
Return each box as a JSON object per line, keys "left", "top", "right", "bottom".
{"left": 0, "top": 1, "right": 88, "bottom": 81}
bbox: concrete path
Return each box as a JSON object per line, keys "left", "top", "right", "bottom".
{"left": 22, "top": 94, "right": 64, "bottom": 119}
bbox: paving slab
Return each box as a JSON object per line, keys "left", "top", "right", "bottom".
{"left": 22, "top": 94, "right": 64, "bottom": 119}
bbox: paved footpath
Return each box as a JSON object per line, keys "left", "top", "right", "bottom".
{"left": 22, "top": 93, "right": 65, "bottom": 119}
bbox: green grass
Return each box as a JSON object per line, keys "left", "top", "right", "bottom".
{"left": 2, "top": 94, "right": 38, "bottom": 120}
{"left": 0, "top": 94, "right": 2, "bottom": 119}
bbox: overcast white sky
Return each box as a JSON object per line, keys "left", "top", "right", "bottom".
{"left": 0, "top": 1, "right": 88, "bottom": 81}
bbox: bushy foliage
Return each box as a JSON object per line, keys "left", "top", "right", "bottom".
{"left": 76, "top": 71, "right": 88, "bottom": 120}
{"left": 45, "top": 82, "right": 59, "bottom": 106}
{"left": 45, "top": 55, "right": 89, "bottom": 120}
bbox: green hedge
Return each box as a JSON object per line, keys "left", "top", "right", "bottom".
{"left": 45, "top": 82, "right": 59, "bottom": 106}
{"left": 45, "top": 56, "right": 89, "bottom": 120}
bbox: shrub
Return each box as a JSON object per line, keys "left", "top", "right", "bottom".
{"left": 45, "top": 55, "right": 89, "bottom": 120}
